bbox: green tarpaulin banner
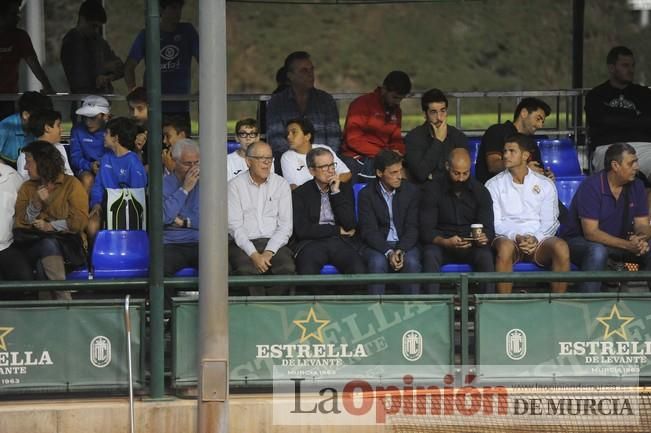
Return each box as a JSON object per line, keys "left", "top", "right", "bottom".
{"left": 0, "top": 300, "right": 144, "bottom": 393}
{"left": 172, "top": 297, "right": 454, "bottom": 387}
{"left": 476, "top": 297, "right": 651, "bottom": 378}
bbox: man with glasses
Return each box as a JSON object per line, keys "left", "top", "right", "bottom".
{"left": 228, "top": 141, "right": 295, "bottom": 292}
{"left": 281, "top": 118, "right": 350, "bottom": 189}
{"left": 291, "top": 147, "right": 365, "bottom": 277}
{"left": 227, "top": 118, "right": 259, "bottom": 181}
{"left": 405, "top": 88, "right": 468, "bottom": 184}
{"left": 163, "top": 139, "right": 200, "bottom": 279}
{"left": 358, "top": 150, "right": 422, "bottom": 294}
{"left": 342, "top": 71, "right": 411, "bottom": 182}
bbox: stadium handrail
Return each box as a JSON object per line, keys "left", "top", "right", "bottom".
{"left": 0, "top": 88, "right": 587, "bottom": 138}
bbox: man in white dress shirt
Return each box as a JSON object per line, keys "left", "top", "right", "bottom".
{"left": 485, "top": 133, "right": 570, "bottom": 294}
{"left": 228, "top": 141, "right": 295, "bottom": 287}
{"left": 227, "top": 118, "right": 259, "bottom": 181}
{"left": 281, "top": 117, "right": 350, "bottom": 189}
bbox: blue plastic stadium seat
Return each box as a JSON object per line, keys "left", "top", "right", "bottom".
{"left": 66, "top": 267, "right": 90, "bottom": 280}
{"left": 537, "top": 138, "right": 582, "bottom": 177}
{"left": 513, "top": 262, "right": 545, "bottom": 272}
{"left": 320, "top": 264, "right": 340, "bottom": 275}
{"left": 353, "top": 183, "right": 367, "bottom": 219}
{"left": 227, "top": 141, "right": 240, "bottom": 154}
{"left": 92, "top": 230, "right": 150, "bottom": 279}
{"left": 440, "top": 263, "right": 473, "bottom": 273}
{"left": 555, "top": 175, "right": 585, "bottom": 208}
{"left": 175, "top": 267, "right": 198, "bottom": 277}
{"left": 514, "top": 261, "right": 578, "bottom": 272}
{"left": 467, "top": 137, "right": 482, "bottom": 176}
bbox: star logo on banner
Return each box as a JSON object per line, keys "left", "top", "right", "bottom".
{"left": 0, "top": 327, "right": 14, "bottom": 351}
{"left": 596, "top": 304, "right": 634, "bottom": 340}
{"left": 293, "top": 307, "right": 330, "bottom": 343}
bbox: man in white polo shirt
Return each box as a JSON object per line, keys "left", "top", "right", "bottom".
{"left": 228, "top": 141, "right": 295, "bottom": 292}
{"left": 485, "top": 133, "right": 570, "bottom": 294}
{"left": 281, "top": 118, "right": 350, "bottom": 189}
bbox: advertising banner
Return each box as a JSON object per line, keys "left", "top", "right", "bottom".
{"left": 173, "top": 297, "right": 453, "bottom": 387}
{"left": 0, "top": 300, "right": 144, "bottom": 393}
{"left": 476, "top": 297, "right": 651, "bottom": 379}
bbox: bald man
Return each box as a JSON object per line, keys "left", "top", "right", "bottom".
{"left": 419, "top": 148, "right": 495, "bottom": 293}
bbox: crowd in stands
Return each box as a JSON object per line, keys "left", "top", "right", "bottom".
{"left": 1, "top": 0, "right": 651, "bottom": 298}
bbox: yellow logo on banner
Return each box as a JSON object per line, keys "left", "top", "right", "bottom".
{"left": 0, "top": 327, "right": 14, "bottom": 350}
{"left": 596, "top": 304, "right": 634, "bottom": 340}
{"left": 293, "top": 307, "right": 330, "bottom": 344}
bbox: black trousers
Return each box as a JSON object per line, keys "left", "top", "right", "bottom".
{"left": 229, "top": 238, "right": 295, "bottom": 295}
{"left": 423, "top": 244, "right": 495, "bottom": 293}
{"left": 295, "top": 237, "right": 366, "bottom": 275}
{"left": 228, "top": 238, "right": 295, "bottom": 275}
{"left": 0, "top": 244, "right": 33, "bottom": 281}
{"left": 164, "top": 242, "right": 199, "bottom": 277}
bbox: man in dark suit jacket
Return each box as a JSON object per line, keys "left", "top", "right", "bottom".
{"left": 292, "top": 147, "right": 365, "bottom": 275}
{"left": 358, "top": 150, "right": 422, "bottom": 294}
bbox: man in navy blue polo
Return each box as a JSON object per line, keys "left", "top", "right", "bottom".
{"left": 560, "top": 143, "right": 651, "bottom": 292}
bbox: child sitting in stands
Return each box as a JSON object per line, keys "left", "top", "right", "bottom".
{"left": 18, "top": 109, "right": 74, "bottom": 180}
{"left": 162, "top": 114, "right": 191, "bottom": 174}
{"left": 88, "top": 117, "right": 147, "bottom": 239}
{"left": 70, "top": 95, "right": 110, "bottom": 176}
{"left": 127, "top": 87, "right": 149, "bottom": 168}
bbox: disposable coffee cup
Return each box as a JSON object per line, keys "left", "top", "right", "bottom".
{"left": 470, "top": 224, "right": 484, "bottom": 239}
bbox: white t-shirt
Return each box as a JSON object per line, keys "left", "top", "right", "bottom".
{"left": 227, "top": 151, "right": 248, "bottom": 182}
{"left": 280, "top": 144, "right": 350, "bottom": 187}
{"left": 16, "top": 143, "right": 74, "bottom": 181}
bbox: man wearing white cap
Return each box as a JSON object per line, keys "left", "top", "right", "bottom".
{"left": 70, "top": 95, "right": 111, "bottom": 176}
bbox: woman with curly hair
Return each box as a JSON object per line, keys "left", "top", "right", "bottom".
{"left": 14, "top": 140, "right": 89, "bottom": 299}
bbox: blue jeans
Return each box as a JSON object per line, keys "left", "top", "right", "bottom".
{"left": 566, "top": 236, "right": 651, "bottom": 292}
{"left": 365, "top": 246, "right": 422, "bottom": 295}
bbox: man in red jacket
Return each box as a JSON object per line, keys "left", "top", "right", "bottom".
{"left": 342, "top": 71, "right": 411, "bottom": 182}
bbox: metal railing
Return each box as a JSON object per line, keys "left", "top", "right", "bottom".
{"left": 0, "top": 88, "right": 588, "bottom": 139}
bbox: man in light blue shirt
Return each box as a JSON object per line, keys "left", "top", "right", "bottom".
{"left": 0, "top": 92, "right": 51, "bottom": 166}
{"left": 163, "top": 138, "right": 200, "bottom": 278}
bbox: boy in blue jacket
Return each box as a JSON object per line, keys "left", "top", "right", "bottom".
{"left": 88, "top": 117, "right": 147, "bottom": 238}
{"left": 70, "top": 95, "right": 110, "bottom": 175}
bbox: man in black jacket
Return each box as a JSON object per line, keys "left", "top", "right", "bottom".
{"left": 586, "top": 46, "right": 651, "bottom": 175}
{"left": 358, "top": 150, "right": 421, "bottom": 294}
{"left": 404, "top": 88, "right": 468, "bottom": 184}
{"left": 475, "top": 97, "right": 551, "bottom": 184}
{"left": 292, "top": 147, "right": 365, "bottom": 275}
{"left": 420, "top": 148, "right": 495, "bottom": 293}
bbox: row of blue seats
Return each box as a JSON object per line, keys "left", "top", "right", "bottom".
{"left": 66, "top": 230, "right": 197, "bottom": 280}
{"left": 467, "top": 137, "right": 583, "bottom": 177}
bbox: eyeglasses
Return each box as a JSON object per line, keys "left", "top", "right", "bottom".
{"left": 312, "top": 162, "right": 337, "bottom": 171}
{"left": 237, "top": 131, "right": 259, "bottom": 138}
{"left": 248, "top": 156, "right": 273, "bottom": 164}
